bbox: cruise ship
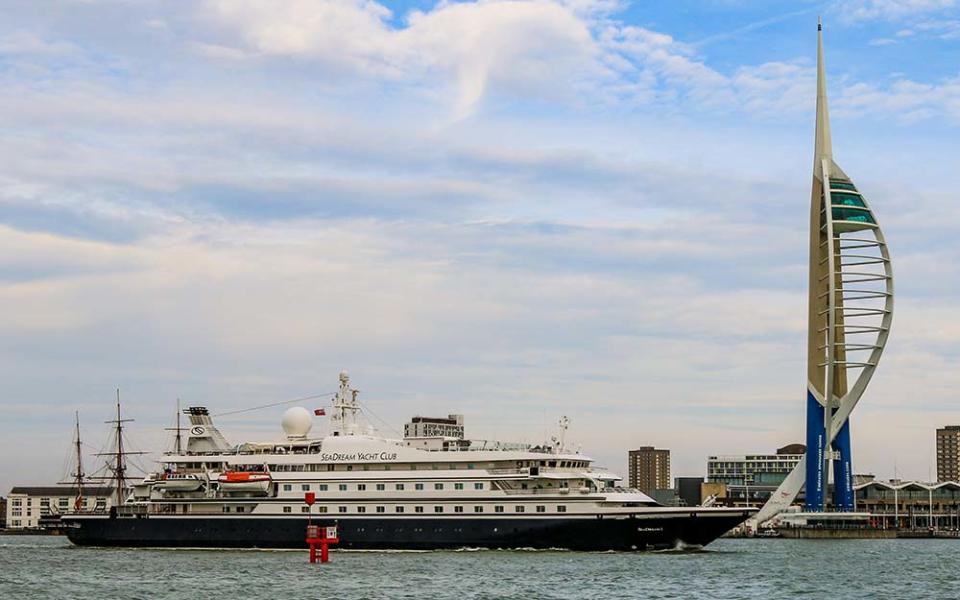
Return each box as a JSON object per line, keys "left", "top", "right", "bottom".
{"left": 64, "top": 373, "right": 753, "bottom": 550}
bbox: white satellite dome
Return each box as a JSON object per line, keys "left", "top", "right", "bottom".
{"left": 281, "top": 406, "right": 313, "bottom": 439}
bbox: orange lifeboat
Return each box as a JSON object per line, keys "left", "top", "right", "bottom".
{"left": 218, "top": 471, "right": 272, "bottom": 494}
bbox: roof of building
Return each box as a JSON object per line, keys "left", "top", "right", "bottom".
{"left": 854, "top": 480, "right": 960, "bottom": 492}
{"left": 9, "top": 486, "right": 114, "bottom": 496}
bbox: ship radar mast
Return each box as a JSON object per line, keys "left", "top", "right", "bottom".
{"left": 329, "top": 372, "right": 366, "bottom": 436}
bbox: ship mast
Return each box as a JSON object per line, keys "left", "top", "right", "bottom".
{"left": 164, "top": 398, "right": 185, "bottom": 454}
{"left": 95, "top": 389, "right": 146, "bottom": 508}
{"left": 72, "top": 411, "right": 85, "bottom": 511}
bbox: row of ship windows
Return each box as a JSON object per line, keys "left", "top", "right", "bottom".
{"left": 221, "top": 505, "right": 567, "bottom": 514}
{"left": 177, "top": 460, "right": 590, "bottom": 472}
{"left": 282, "top": 482, "right": 485, "bottom": 492}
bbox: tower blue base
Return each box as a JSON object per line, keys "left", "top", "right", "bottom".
{"left": 804, "top": 390, "right": 825, "bottom": 511}
{"left": 833, "top": 418, "right": 854, "bottom": 511}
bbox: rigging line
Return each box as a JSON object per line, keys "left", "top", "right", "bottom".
{"left": 213, "top": 392, "right": 337, "bottom": 417}
{"left": 358, "top": 403, "right": 403, "bottom": 439}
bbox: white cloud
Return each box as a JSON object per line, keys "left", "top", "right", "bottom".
{"left": 834, "top": 0, "right": 957, "bottom": 22}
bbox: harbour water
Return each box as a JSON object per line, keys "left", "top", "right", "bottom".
{"left": 1, "top": 536, "right": 957, "bottom": 599}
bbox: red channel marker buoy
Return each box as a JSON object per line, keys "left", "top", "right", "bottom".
{"left": 304, "top": 492, "right": 339, "bottom": 563}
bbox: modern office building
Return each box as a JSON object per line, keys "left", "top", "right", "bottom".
{"left": 755, "top": 20, "right": 894, "bottom": 524}
{"left": 5, "top": 486, "right": 114, "bottom": 529}
{"left": 628, "top": 447, "right": 670, "bottom": 493}
{"left": 937, "top": 426, "right": 960, "bottom": 482}
{"left": 707, "top": 445, "right": 805, "bottom": 487}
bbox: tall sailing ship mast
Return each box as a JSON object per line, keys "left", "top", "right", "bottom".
{"left": 91, "top": 390, "right": 147, "bottom": 508}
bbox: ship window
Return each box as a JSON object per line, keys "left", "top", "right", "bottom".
{"left": 357, "top": 506, "right": 366, "bottom": 513}
{"left": 301, "top": 506, "right": 309, "bottom": 513}
{"left": 222, "top": 506, "right": 230, "bottom": 513}
{"left": 376, "top": 484, "right": 385, "bottom": 491}
{"left": 474, "top": 506, "right": 483, "bottom": 513}
{"left": 283, "top": 484, "right": 292, "bottom": 492}
{"left": 474, "top": 483, "right": 483, "bottom": 490}
{"left": 376, "top": 506, "right": 385, "bottom": 513}
{"left": 301, "top": 484, "right": 310, "bottom": 491}
{"left": 557, "top": 505, "right": 567, "bottom": 513}
{"left": 536, "top": 506, "right": 545, "bottom": 513}
{"left": 396, "top": 506, "right": 404, "bottom": 513}
{"left": 236, "top": 506, "right": 244, "bottom": 513}
{"left": 346, "top": 465, "right": 353, "bottom": 471}
{"left": 396, "top": 484, "right": 405, "bottom": 491}
{"left": 468, "top": 464, "right": 475, "bottom": 469}
{"left": 358, "top": 484, "right": 366, "bottom": 491}
{"left": 319, "top": 484, "right": 328, "bottom": 491}
{"left": 434, "top": 506, "right": 443, "bottom": 513}
{"left": 338, "top": 506, "right": 347, "bottom": 513}
{"left": 327, "top": 465, "right": 335, "bottom": 472}
{"left": 515, "top": 506, "right": 525, "bottom": 513}
{"left": 415, "top": 506, "right": 424, "bottom": 513}
{"left": 454, "top": 506, "right": 464, "bottom": 513}
{"left": 454, "top": 483, "right": 464, "bottom": 490}
{"left": 434, "top": 483, "right": 444, "bottom": 490}
{"left": 283, "top": 506, "right": 292, "bottom": 513}
{"left": 415, "top": 484, "right": 424, "bottom": 491}
{"left": 548, "top": 461, "right": 556, "bottom": 468}
{"left": 339, "top": 484, "right": 347, "bottom": 491}
{"left": 495, "top": 506, "right": 504, "bottom": 513}
{"left": 318, "top": 506, "right": 328, "bottom": 513}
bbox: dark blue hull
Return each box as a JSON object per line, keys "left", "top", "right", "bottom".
{"left": 63, "top": 510, "right": 752, "bottom": 551}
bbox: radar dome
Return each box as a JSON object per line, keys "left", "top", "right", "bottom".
{"left": 281, "top": 407, "right": 313, "bottom": 439}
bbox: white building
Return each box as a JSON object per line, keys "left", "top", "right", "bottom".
{"left": 5, "top": 486, "right": 114, "bottom": 529}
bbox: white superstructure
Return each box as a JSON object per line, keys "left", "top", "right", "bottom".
{"left": 131, "top": 373, "right": 657, "bottom": 518}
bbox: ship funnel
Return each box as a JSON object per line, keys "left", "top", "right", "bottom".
{"left": 183, "top": 407, "right": 232, "bottom": 453}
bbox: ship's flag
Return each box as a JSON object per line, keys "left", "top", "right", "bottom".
{"left": 314, "top": 408, "right": 326, "bottom": 416}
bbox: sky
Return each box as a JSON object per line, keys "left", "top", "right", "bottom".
{"left": 1, "top": 0, "right": 960, "bottom": 494}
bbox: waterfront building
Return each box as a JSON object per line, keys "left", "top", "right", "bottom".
{"left": 627, "top": 447, "right": 670, "bottom": 493}
{"left": 404, "top": 414, "right": 464, "bottom": 439}
{"left": 0, "top": 497, "right": 6, "bottom": 529}
{"left": 755, "top": 20, "right": 894, "bottom": 524}
{"left": 936, "top": 426, "right": 960, "bottom": 482}
{"left": 5, "top": 486, "right": 114, "bottom": 529}
{"left": 855, "top": 480, "right": 960, "bottom": 530}
{"left": 707, "top": 445, "right": 804, "bottom": 487}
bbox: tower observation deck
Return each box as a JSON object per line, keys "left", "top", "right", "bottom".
{"left": 753, "top": 20, "right": 894, "bottom": 525}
